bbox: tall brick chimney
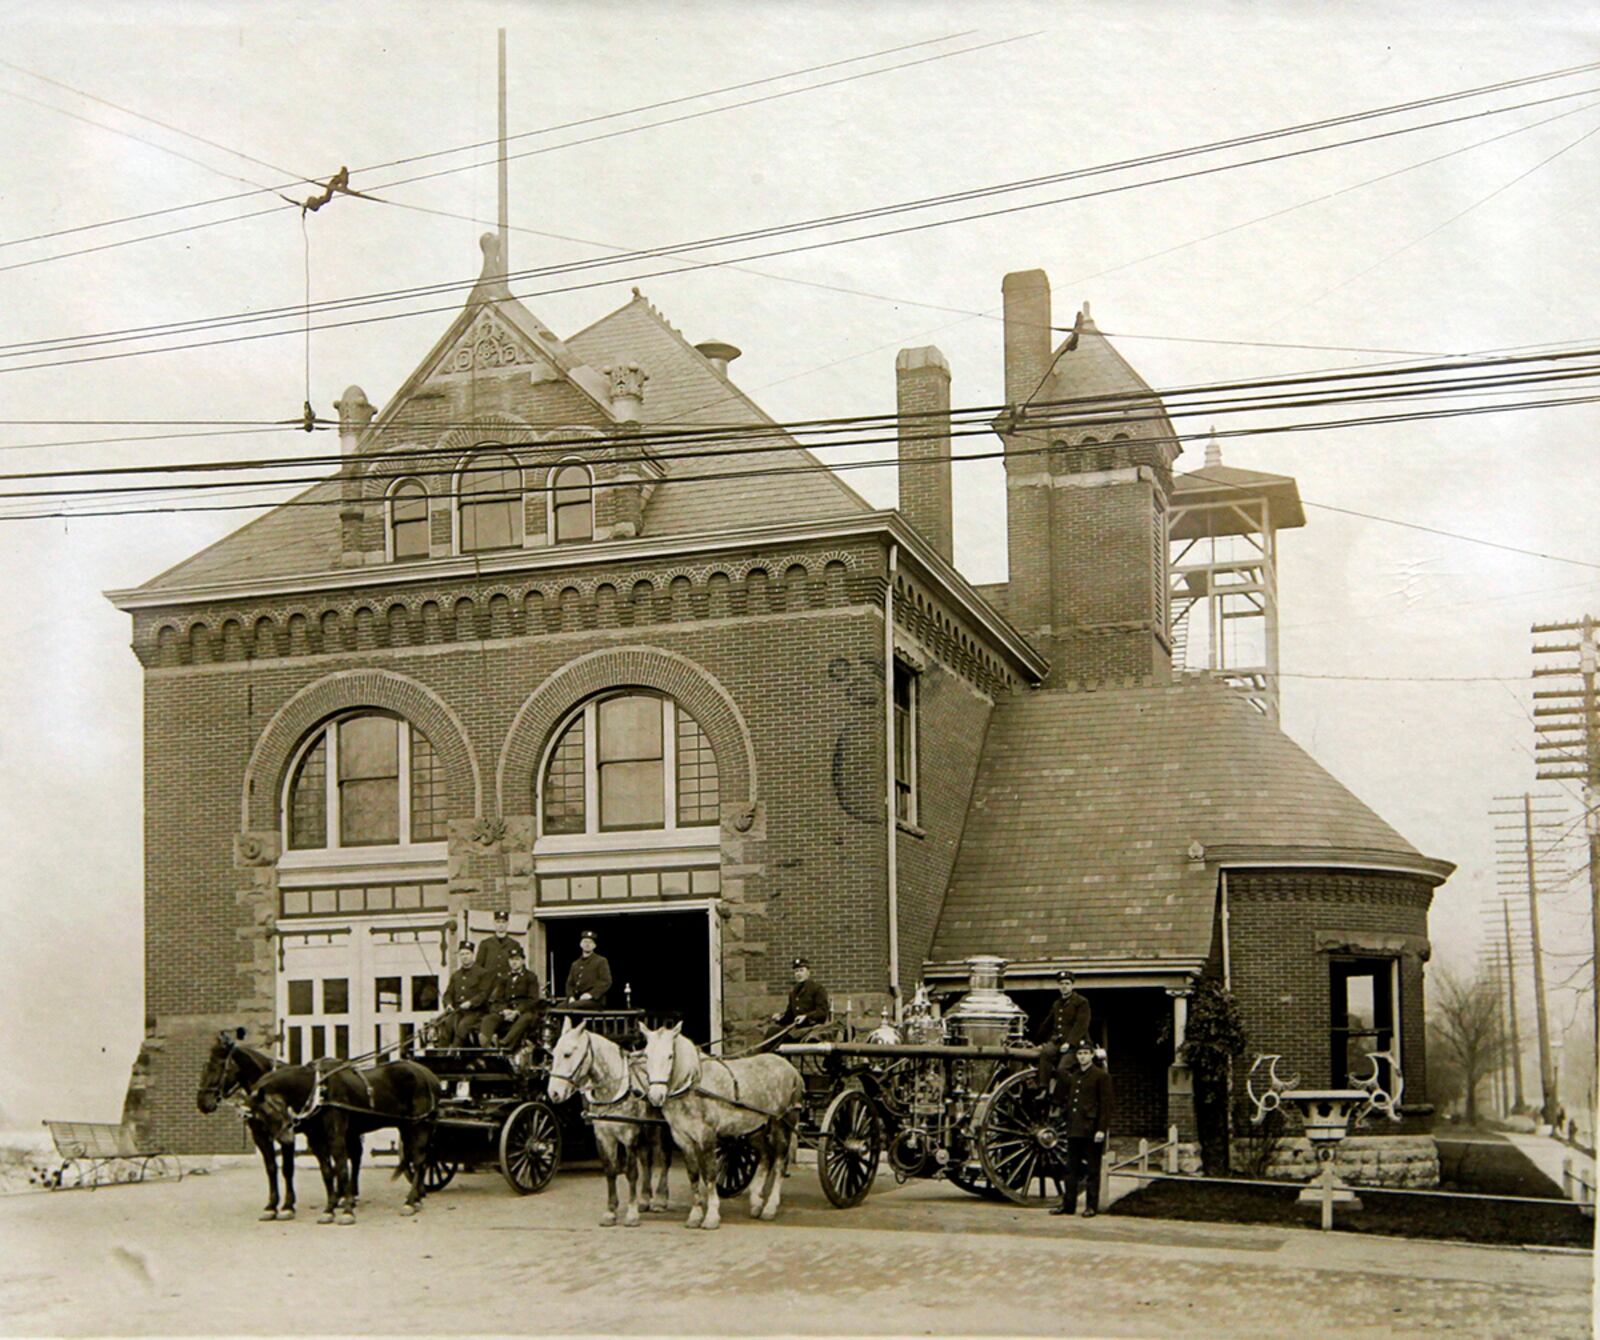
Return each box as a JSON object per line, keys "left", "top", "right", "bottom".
{"left": 895, "top": 345, "right": 953, "bottom": 563}
{"left": 999, "top": 270, "right": 1178, "bottom": 687}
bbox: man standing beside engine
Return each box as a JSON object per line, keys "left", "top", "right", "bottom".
{"left": 1051, "top": 1039, "right": 1114, "bottom": 1217}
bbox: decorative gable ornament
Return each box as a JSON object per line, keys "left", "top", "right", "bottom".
{"left": 444, "top": 312, "right": 536, "bottom": 374}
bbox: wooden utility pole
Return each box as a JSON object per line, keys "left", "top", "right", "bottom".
{"left": 1501, "top": 901, "right": 1526, "bottom": 1111}
{"left": 1532, "top": 615, "right": 1600, "bottom": 1070}
{"left": 1519, "top": 796, "right": 1555, "bottom": 1125}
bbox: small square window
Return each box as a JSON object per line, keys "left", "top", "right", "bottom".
{"left": 282, "top": 889, "right": 310, "bottom": 916}
{"left": 311, "top": 889, "right": 337, "bottom": 914}
{"left": 393, "top": 885, "right": 421, "bottom": 910}
{"left": 571, "top": 875, "right": 599, "bottom": 902}
{"left": 288, "top": 980, "right": 314, "bottom": 1016}
{"left": 629, "top": 872, "right": 660, "bottom": 899}
{"left": 375, "top": 977, "right": 402, "bottom": 1014}
{"left": 412, "top": 976, "right": 440, "bottom": 1012}
{"left": 323, "top": 979, "right": 350, "bottom": 1015}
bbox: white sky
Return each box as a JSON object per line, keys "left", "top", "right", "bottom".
{"left": 1, "top": 0, "right": 1596, "bottom": 1127}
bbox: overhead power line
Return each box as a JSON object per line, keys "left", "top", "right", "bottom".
{"left": 3, "top": 390, "right": 1599, "bottom": 578}
{"left": 6, "top": 76, "right": 1600, "bottom": 369}
{"left": 0, "top": 33, "right": 978, "bottom": 252}
{"left": 4, "top": 343, "right": 1598, "bottom": 481}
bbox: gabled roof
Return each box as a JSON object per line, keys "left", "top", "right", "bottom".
{"left": 131, "top": 253, "right": 868, "bottom": 595}
{"left": 566, "top": 291, "right": 871, "bottom": 534}
{"left": 931, "top": 677, "right": 1451, "bottom": 967}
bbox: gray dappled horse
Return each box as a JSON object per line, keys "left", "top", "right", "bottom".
{"left": 546, "top": 1017, "right": 670, "bottom": 1226}
{"left": 641, "top": 1021, "right": 802, "bottom": 1230}
{"left": 196, "top": 1028, "right": 297, "bottom": 1220}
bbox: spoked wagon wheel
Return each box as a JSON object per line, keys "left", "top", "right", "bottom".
{"left": 978, "top": 1070, "right": 1065, "bottom": 1206}
{"left": 421, "top": 1153, "right": 459, "bottom": 1193}
{"left": 818, "top": 1089, "right": 882, "bottom": 1208}
{"left": 716, "top": 1135, "right": 760, "bottom": 1197}
{"left": 945, "top": 1159, "right": 1005, "bottom": 1201}
{"left": 499, "top": 1101, "right": 561, "bottom": 1195}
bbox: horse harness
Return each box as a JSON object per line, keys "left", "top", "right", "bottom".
{"left": 290, "top": 1059, "right": 437, "bottom": 1126}
{"left": 648, "top": 1045, "right": 786, "bottom": 1121}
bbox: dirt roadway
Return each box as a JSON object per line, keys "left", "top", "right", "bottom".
{"left": 0, "top": 1161, "right": 1592, "bottom": 1337}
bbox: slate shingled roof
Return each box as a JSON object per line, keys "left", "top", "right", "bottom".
{"left": 931, "top": 677, "right": 1447, "bottom": 966}
{"left": 134, "top": 286, "right": 869, "bottom": 594}
{"left": 566, "top": 292, "right": 870, "bottom": 534}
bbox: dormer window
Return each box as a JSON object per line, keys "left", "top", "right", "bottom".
{"left": 458, "top": 450, "right": 523, "bottom": 553}
{"left": 551, "top": 460, "right": 594, "bottom": 543}
{"left": 388, "top": 480, "right": 429, "bottom": 561}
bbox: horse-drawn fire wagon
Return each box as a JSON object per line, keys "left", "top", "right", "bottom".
{"left": 779, "top": 956, "right": 1066, "bottom": 1208}
{"left": 414, "top": 1004, "right": 762, "bottom": 1199}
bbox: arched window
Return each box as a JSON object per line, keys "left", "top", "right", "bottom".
{"left": 538, "top": 691, "right": 718, "bottom": 836}
{"left": 458, "top": 450, "right": 523, "bottom": 553}
{"left": 285, "top": 712, "right": 447, "bottom": 850}
{"left": 550, "top": 460, "right": 594, "bottom": 544}
{"left": 388, "top": 480, "right": 429, "bottom": 561}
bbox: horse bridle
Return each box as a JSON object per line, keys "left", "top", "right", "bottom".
{"left": 554, "top": 1031, "right": 631, "bottom": 1106}
{"left": 644, "top": 1034, "right": 695, "bottom": 1101}
{"left": 204, "top": 1036, "right": 247, "bottom": 1112}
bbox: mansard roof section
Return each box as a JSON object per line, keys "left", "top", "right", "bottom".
{"left": 566, "top": 290, "right": 873, "bottom": 535}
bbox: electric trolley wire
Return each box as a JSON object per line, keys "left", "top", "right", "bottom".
{"left": 0, "top": 33, "right": 977, "bottom": 252}
{"left": 3, "top": 346, "right": 1600, "bottom": 482}
{"left": 7, "top": 77, "right": 1600, "bottom": 366}
{"left": 5, "top": 344, "right": 1599, "bottom": 483}
{"left": 5, "top": 391, "right": 1599, "bottom": 579}
{"left": 0, "top": 33, "right": 1020, "bottom": 275}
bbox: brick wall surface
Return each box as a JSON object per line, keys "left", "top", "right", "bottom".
{"left": 1225, "top": 869, "right": 1435, "bottom": 1107}
{"left": 134, "top": 537, "right": 1019, "bottom": 1151}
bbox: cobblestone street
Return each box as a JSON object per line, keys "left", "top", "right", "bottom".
{"left": 1, "top": 1160, "right": 1591, "bottom": 1336}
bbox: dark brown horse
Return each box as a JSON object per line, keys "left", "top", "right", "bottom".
{"left": 247, "top": 1059, "right": 439, "bottom": 1224}
{"left": 196, "top": 1028, "right": 297, "bottom": 1221}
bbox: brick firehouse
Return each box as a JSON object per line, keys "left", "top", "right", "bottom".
{"left": 109, "top": 238, "right": 1451, "bottom": 1153}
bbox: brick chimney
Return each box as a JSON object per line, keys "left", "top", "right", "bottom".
{"left": 895, "top": 345, "right": 953, "bottom": 563}
{"left": 999, "top": 270, "right": 1177, "bottom": 687}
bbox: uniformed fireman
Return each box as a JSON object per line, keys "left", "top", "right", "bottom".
{"left": 438, "top": 940, "right": 493, "bottom": 1045}
{"left": 563, "top": 928, "right": 612, "bottom": 1005}
{"left": 479, "top": 944, "right": 544, "bottom": 1050}
{"left": 475, "top": 910, "right": 523, "bottom": 980}
{"left": 770, "top": 957, "right": 830, "bottom": 1034}
{"left": 1050, "top": 1039, "right": 1114, "bottom": 1217}
{"left": 1034, "top": 968, "right": 1091, "bottom": 1094}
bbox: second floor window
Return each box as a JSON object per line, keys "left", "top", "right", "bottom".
{"left": 551, "top": 462, "right": 594, "bottom": 543}
{"left": 389, "top": 481, "right": 429, "bottom": 561}
{"left": 459, "top": 450, "right": 523, "bottom": 553}
{"left": 287, "top": 712, "right": 447, "bottom": 850}
{"left": 539, "top": 691, "right": 719, "bottom": 837}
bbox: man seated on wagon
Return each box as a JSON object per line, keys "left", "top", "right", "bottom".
{"left": 475, "top": 909, "right": 522, "bottom": 979}
{"left": 1034, "top": 969, "right": 1091, "bottom": 1097}
{"left": 479, "top": 945, "right": 544, "bottom": 1052}
{"left": 437, "top": 940, "right": 493, "bottom": 1046}
{"left": 767, "top": 957, "right": 830, "bottom": 1040}
{"left": 563, "top": 928, "right": 612, "bottom": 1006}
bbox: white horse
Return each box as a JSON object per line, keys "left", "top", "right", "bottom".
{"left": 546, "top": 1018, "right": 670, "bottom": 1227}
{"left": 640, "top": 1021, "right": 802, "bottom": 1231}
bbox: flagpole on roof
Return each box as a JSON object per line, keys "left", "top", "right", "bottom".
{"left": 497, "top": 27, "right": 510, "bottom": 277}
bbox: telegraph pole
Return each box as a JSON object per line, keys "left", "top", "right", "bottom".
{"left": 1492, "top": 793, "right": 1562, "bottom": 1122}
{"left": 1501, "top": 901, "right": 1526, "bottom": 1111}
{"left": 1532, "top": 615, "right": 1600, "bottom": 1067}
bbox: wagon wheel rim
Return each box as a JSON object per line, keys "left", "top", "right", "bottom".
{"left": 499, "top": 1101, "right": 561, "bottom": 1195}
{"left": 717, "top": 1136, "right": 760, "bottom": 1197}
{"left": 819, "top": 1089, "right": 881, "bottom": 1208}
{"left": 421, "top": 1155, "right": 459, "bottom": 1193}
{"left": 978, "top": 1071, "right": 1064, "bottom": 1207}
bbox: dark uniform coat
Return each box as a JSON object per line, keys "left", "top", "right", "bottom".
{"left": 778, "top": 978, "right": 830, "bottom": 1027}
{"left": 1035, "top": 992, "right": 1091, "bottom": 1049}
{"left": 488, "top": 967, "right": 542, "bottom": 1015}
{"left": 476, "top": 934, "right": 523, "bottom": 980}
{"left": 1055, "top": 1062, "right": 1114, "bottom": 1138}
{"left": 444, "top": 963, "right": 492, "bottom": 1012}
{"left": 564, "top": 953, "right": 612, "bottom": 1004}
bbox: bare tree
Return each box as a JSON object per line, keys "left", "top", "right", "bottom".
{"left": 1429, "top": 966, "right": 1508, "bottom": 1127}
